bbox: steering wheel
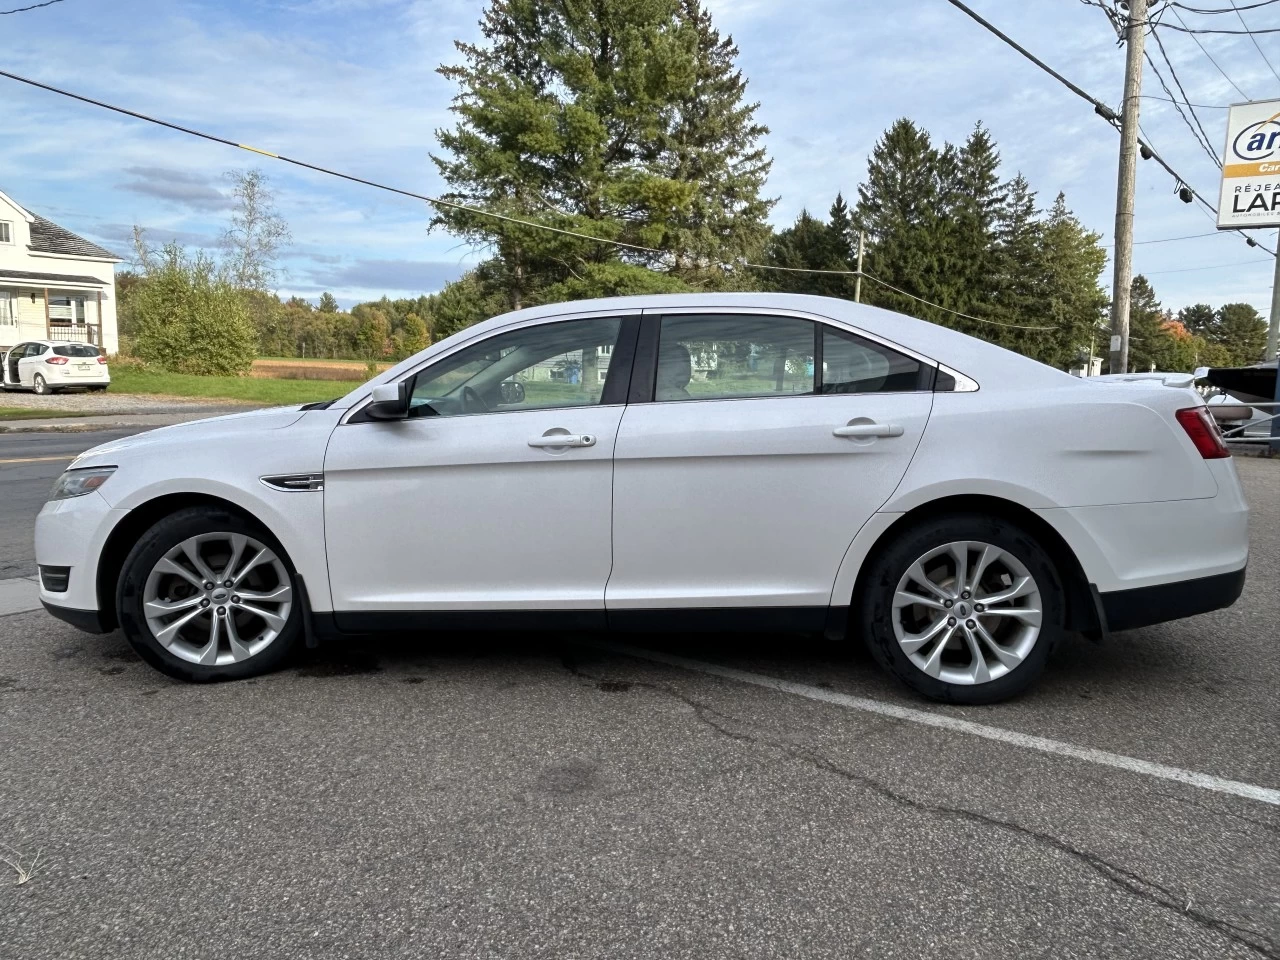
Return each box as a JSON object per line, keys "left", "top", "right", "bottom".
{"left": 461, "top": 385, "right": 490, "bottom": 414}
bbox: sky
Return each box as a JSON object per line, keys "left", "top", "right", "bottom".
{"left": 1, "top": 0, "right": 1277, "bottom": 319}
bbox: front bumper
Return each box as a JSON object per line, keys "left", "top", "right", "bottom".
{"left": 35, "top": 490, "right": 121, "bottom": 616}
{"left": 1098, "top": 565, "right": 1247, "bottom": 632}
{"left": 42, "top": 600, "right": 111, "bottom": 634}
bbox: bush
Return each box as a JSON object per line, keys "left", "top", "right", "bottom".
{"left": 130, "top": 244, "right": 258, "bottom": 376}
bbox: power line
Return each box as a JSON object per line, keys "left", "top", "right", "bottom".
{"left": 1143, "top": 257, "right": 1276, "bottom": 273}
{"left": 1101, "top": 230, "right": 1223, "bottom": 246}
{"left": 860, "top": 274, "right": 1058, "bottom": 330}
{"left": 944, "top": 0, "right": 1274, "bottom": 256}
{"left": 1173, "top": 0, "right": 1279, "bottom": 12}
{"left": 0, "top": 66, "right": 1053, "bottom": 334}
{"left": 1140, "top": 93, "right": 1229, "bottom": 107}
{"left": 1144, "top": 49, "right": 1222, "bottom": 166}
{"left": 0, "top": 0, "right": 65, "bottom": 12}
{"left": 1145, "top": 28, "right": 1222, "bottom": 166}
{"left": 1226, "top": 0, "right": 1280, "bottom": 83}
{"left": 1156, "top": 20, "right": 1280, "bottom": 32}
{"left": 1168, "top": 5, "right": 1252, "bottom": 98}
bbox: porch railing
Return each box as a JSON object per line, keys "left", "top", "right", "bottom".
{"left": 46, "top": 322, "right": 103, "bottom": 348}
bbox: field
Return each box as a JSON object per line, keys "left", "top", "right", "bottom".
{"left": 109, "top": 366, "right": 362, "bottom": 405}
{"left": 250, "top": 358, "right": 394, "bottom": 381}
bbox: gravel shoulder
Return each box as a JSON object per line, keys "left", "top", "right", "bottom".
{"left": 0, "top": 390, "right": 261, "bottom": 415}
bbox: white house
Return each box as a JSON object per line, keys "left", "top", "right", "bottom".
{"left": 0, "top": 189, "right": 122, "bottom": 355}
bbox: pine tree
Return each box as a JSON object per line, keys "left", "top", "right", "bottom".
{"left": 663, "top": 0, "right": 774, "bottom": 286}
{"left": 1211, "top": 303, "right": 1268, "bottom": 365}
{"left": 1176, "top": 304, "right": 1215, "bottom": 339}
{"left": 431, "top": 0, "right": 768, "bottom": 311}
{"left": 853, "top": 119, "right": 951, "bottom": 324}
{"left": 827, "top": 192, "right": 854, "bottom": 265}
{"left": 944, "top": 123, "right": 1005, "bottom": 325}
{"left": 756, "top": 208, "right": 853, "bottom": 298}
{"left": 990, "top": 173, "right": 1043, "bottom": 340}
{"left": 1127, "top": 275, "right": 1173, "bottom": 372}
{"left": 1033, "top": 194, "right": 1108, "bottom": 369}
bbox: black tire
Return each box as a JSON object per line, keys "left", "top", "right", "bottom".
{"left": 117, "top": 506, "right": 303, "bottom": 682}
{"left": 33, "top": 374, "right": 52, "bottom": 395}
{"left": 89, "top": 385, "right": 108, "bottom": 392}
{"left": 857, "top": 512, "right": 1065, "bottom": 705}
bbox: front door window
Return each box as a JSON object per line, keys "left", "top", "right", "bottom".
{"left": 409, "top": 317, "right": 624, "bottom": 418}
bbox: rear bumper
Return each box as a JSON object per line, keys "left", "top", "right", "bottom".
{"left": 1098, "top": 565, "right": 1246, "bottom": 632}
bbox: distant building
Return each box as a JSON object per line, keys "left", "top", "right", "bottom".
{"left": 0, "top": 189, "right": 122, "bottom": 354}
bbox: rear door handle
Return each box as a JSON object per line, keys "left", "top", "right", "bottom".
{"left": 833, "top": 423, "right": 904, "bottom": 439}
{"left": 528, "top": 434, "right": 596, "bottom": 448}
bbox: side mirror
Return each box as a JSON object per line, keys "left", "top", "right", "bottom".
{"left": 366, "top": 381, "right": 410, "bottom": 421}
{"left": 499, "top": 380, "right": 526, "bottom": 404}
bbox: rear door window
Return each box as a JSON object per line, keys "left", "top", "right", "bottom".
{"left": 654, "top": 314, "right": 815, "bottom": 401}
{"left": 820, "top": 326, "right": 925, "bottom": 394}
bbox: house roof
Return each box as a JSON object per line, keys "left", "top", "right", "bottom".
{"left": 28, "top": 214, "right": 121, "bottom": 261}
{"left": 0, "top": 268, "right": 107, "bottom": 286}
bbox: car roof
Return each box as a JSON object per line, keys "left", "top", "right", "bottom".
{"left": 338, "top": 292, "right": 1074, "bottom": 408}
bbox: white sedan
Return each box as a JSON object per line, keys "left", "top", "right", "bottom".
{"left": 2, "top": 339, "right": 110, "bottom": 394}
{"left": 34, "top": 294, "right": 1248, "bottom": 703}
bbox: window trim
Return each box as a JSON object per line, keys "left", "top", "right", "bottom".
{"left": 0, "top": 221, "right": 13, "bottom": 245}
{"left": 634, "top": 308, "right": 939, "bottom": 405}
{"left": 344, "top": 313, "right": 642, "bottom": 425}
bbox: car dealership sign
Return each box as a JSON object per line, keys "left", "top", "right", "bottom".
{"left": 1218, "top": 98, "right": 1280, "bottom": 229}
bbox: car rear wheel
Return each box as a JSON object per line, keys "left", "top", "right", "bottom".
{"left": 33, "top": 374, "right": 52, "bottom": 395}
{"left": 117, "top": 507, "right": 302, "bottom": 682}
{"left": 858, "top": 513, "right": 1064, "bottom": 704}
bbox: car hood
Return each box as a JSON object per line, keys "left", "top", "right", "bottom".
{"left": 73, "top": 406, "right": 309, "bottom": 465}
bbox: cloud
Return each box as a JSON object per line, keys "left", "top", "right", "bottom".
{"left": 92, "top": 221, "right": 219, "bottom": 249}
{"left": 118, "top": 167, "right": 233, "bottom": 212}
{"left": 307, "top": 258, "right": 467, "bottom": 293}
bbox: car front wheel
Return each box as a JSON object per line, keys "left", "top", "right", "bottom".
{"left": 859, "top": 513, "right": 1064, "bottom": 704}
{"left": 117, "top": 507, "right": 302, "bottom": 681}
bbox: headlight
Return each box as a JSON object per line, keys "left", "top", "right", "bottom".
{"left": 49, "top": 466, "right": 116, "bottom": 501}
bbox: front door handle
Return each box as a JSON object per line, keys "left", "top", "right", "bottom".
{"left": 528, "top": 434, "right": 596, "bottom": 448}
{"left": 833, "top": 423, "right": 903, "bottom": 439}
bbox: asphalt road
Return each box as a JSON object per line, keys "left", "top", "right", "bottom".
{"left": 0, "top": 434, "right": 1276, "bottom": 960}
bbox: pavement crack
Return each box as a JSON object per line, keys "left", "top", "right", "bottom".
{"left": 567, "top": 656, "right": 1278, "bottom": 960}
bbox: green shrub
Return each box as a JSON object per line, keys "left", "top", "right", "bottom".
{"left": 130, "top": 244, "right": 257, "bottom": 376}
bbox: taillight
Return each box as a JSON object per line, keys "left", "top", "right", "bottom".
{"left": 97, "top": 356, "right": 107, "bottom": 364}
{"left": 46, "top": 356, "right": 68, "bottom": 365}
{"left": 1175, "top": 406, "right": 1230, "bottom": 459}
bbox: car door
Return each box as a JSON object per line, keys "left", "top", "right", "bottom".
{"left": 17, "top": 343, "right": 45, "bottom": 386}
{"left": 607, "top": 309, "right": 935, "bottom": 621}
{"left": 323, "top": 314, "right": 638, "bottom": 627}
{"left": 3, "top": 343, "right": 27, "bottom": 386}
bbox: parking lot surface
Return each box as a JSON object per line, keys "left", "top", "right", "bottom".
{"left": 0, "top": 437, "right": 1276, "bottom": 960}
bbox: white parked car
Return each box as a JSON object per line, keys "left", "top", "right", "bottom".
{"left": 2, "top": 340, "right": 110, "bottom": 394}
{"left": 35, "top": 294, "right": 1248, "bottom": 702}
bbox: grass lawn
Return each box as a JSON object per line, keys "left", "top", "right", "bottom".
{"left": 109, "top": 367, "right": 363, "bottom": 405}
{"left": 0, "top": 407, "right": 94, "bottom": 421}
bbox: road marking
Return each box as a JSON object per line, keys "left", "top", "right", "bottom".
{"left": 597, "top": 642, "right": 1280, "bottom": 808}
{"left": 0, "top": 454, "right": 75, "bottom": 465}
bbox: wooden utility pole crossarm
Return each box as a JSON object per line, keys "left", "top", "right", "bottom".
{"left": 1109, "top": 0, "right": 1147, "bottom": 376}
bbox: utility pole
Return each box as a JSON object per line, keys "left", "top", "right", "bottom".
{"left": 855, "top": 231, "right": 865, "bottom": 302}
{"left": 1268, "top": 229, "right": 1279, "bottom": 363}
{"left": 1269, "top": 230, "right": 1279, "bottom": 453}
{"left": 1109, "top": 0, "right": 1147, "bottom": 375}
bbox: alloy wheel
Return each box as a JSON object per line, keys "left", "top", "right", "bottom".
{"left": 34, "top": 375, "right": 47, "bottom": 395}
{"left": 890, "top": 540, "right": 1042, "bottom": 686}
{"left": 142, "top": 532, "right": 292, "bottom": 666}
